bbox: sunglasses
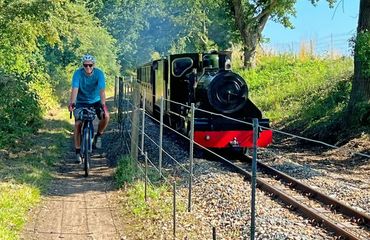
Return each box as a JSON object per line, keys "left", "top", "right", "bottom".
{"left": 83, "top": 64, "right": 93, "bottom": 68}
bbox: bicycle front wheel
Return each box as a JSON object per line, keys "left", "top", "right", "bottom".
{"left": 83, "top": 127, "right": 90, "bottom": 177}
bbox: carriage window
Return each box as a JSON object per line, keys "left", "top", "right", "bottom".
{"left": 172, "top": 58, "right": 193, "bottom": 77}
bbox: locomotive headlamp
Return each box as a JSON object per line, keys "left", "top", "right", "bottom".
{"left": 225, "top": 58, "right": 231, "bottom": 70}
{"left": 205, "top": 135, "right": 211, "bottom": 141}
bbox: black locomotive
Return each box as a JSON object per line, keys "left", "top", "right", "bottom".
{"left": 137, "top": 51, "right": 272, "bottom": 149}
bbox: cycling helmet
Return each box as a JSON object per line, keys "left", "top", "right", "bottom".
{"left": 81, "top": 54, "right": 96, "bottom": 63}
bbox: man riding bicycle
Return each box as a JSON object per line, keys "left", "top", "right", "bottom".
{"left": 68, "top": 54, "right": 110, "bottom": 164}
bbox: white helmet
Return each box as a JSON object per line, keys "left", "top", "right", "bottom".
{"left": 81, "top": 54, "right": 96, "bottom": 63}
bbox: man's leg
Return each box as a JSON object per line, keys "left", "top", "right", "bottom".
{"left": 74, "top": 120, "right": 82, "bottom": 148}
{"left": 97, "top": 112, "right": 110, "bottom": 135}
{"left": 74, "top": 120, "right": 82, "bottom": 163}
{"left": 94, "top": 112, "right": 110, "bottom": 149}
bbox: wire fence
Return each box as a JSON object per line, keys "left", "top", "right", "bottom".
{"left": 113, "top": 76, "right": 370, "bottom": 239}
{"left": 262, "top": 31, "right": 356, "bottom": 57}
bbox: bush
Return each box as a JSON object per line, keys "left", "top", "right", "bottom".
{"left": 114, "top": 155, "right": 138, "bottom": 187}
{"left": 0, "top": 72, "right": 43, "bottom": 147}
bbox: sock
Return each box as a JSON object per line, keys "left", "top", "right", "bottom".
{"left": 75, "top": 148, "right": 80, "bottom": 154}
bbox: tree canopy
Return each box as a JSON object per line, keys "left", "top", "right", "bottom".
{"left": 0, "top": 0, "right": 119, "bottom": 146}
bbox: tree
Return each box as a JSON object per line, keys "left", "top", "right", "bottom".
{"left": 226, "top": 0, "right": 338, "bottom": 69}
{"left": 347, "top": 0, "right": 370, "bottom": 124}
{"left": 228, "top": 0, "right": 297, "bottom": 68}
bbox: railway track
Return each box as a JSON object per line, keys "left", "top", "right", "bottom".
{"left": 216, "top": 152, "right": 370, "bottom": 240}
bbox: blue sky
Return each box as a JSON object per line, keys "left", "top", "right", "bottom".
{"left": 263, "top": 0, "right": 360, "bottom": 55}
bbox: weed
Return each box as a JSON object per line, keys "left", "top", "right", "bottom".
{"left": 115, "top": 155, "right": 138, "bottom": 186}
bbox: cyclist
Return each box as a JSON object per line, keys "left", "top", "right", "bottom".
{"left": 68, "top": 54, "right": 110, "bottom": 164}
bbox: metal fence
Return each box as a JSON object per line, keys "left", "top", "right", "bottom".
{"left": 262, "top": 31, "right": 356, "bottom": 57}
{"left": 113, "top": 76, "right": 370, "bottom": 239}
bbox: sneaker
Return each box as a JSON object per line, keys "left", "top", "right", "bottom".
{"left": 75, "top": 154, "right": 82, "bottom": 164}
{"left": 93, "top": 135, "right": 102, "bottom": 149}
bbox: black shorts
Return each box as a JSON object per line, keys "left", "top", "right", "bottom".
{"left": 73, "top": 101, "right": 103, "bottom": 121}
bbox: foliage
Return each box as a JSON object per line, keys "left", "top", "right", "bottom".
{"left": 0, "top": 71, "right": 42, "bottom": 147}
{"left": 94, "top": 0, "right": 236, "bottom": 69}
{"left": 0, "top": 0, "right": 119, "bottom": 147}
{"left": 355, "top": 31, "right": 370, "bottom": 78}
{"left": 125, "top": 182, "right": 175, "bottom": 218}
{"left": 236, "top": 54, "right": 354, "bottom": 140}
{"left": 91, "top": 0, "right": 341, "bottom": 70}
{"left": 94, "top": 0, "right": 156, "bottom": 70}
{"left": 115, "top": 155, "right": 138, "bottom": 187}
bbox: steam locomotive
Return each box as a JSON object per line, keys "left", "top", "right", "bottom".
{"left": 137, "top": 51, "right": 272, "bottom": 150}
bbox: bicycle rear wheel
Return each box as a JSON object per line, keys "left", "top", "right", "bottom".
{"left": 83, "top": 127, "right": 90, "bottom": 177}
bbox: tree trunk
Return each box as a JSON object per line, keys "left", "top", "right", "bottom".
{"left": 231, "top": 0, "right": 272, "bottom": 69}
{"left": 242, "top": 31, "right": 258, "bottom": 69}
{"left": 347, "top": 0, "right": 370, "bottom": 123}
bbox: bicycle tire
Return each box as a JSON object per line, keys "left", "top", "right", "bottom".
{"left": 83, "top": 127, "right": 90, "bottom": 177}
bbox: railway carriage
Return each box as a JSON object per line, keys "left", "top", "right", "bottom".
{"left": 137, "top": 51, "right": 272, "bottom": 150}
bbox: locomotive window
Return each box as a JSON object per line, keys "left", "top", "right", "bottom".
{"left": 172, "top": 58, "right": 193, "bottom": 77}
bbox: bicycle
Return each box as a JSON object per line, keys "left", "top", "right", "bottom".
{"left": 70, "top": 107, "right": 97, "bottom": 177}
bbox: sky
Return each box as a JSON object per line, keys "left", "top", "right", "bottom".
{"left": 263, "top": 0, "right": 360, "bottom": 55}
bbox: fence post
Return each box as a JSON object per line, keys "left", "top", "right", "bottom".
{"left": 159, "top": 97, "right": 164, "bottom": 177}
{"left": 130, "top": 82, "right": 139, "bottom": 161}
{"left": 114, "top": 76, "right": 118, "bottom": 108}
{"left": 250, "top": 118, "right": 259, "bottom": 240}
{"left": 173, "top": 181, "right": 176, "bottom": 238}
{"left": 122, "top": 79, "right": 127, "bottom": 148}
{"left": 118, "top": 77, "right": 123, "bottom": 125}
{"left": 144, "top": 151, "right": 148, "bottom": 202}
{"left": 187, "top": 103, "right": 195, "bottom": 212}
{"left": 141, "top": 91, "right": 146, "bottom": 155}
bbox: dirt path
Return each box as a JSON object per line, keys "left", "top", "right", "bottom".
{"left": 21, "top": 121, "right": 125, "bottom": 239}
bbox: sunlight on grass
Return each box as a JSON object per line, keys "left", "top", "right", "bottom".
{"left": 126, "top": 182, "right": 181, "bottom": 218}
{"left": 0, "top": 106, "right": 72, "bottom": 239}
{"left": 0, "top": 183, "right": 40, "bottom": 240}
{"left": 236, "top": 55, "right": 353, "bottom": 133}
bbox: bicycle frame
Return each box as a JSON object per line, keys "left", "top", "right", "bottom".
{"left": 78, "top": 107, "right": 96, "bottom": 177}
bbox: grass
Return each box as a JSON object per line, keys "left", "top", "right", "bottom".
{"left": 0, "top": 108, "right": 72, "bottom": 240}
{"left": 236, "top": 54, "right": 355, "bottom": 141}
{"left": 117, "top": 179, "right": 208, "bottom": 239}
{"left": 114, "top": 154, "right": 209, "bottom": 239}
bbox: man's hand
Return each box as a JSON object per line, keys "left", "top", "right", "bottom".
{"left": 68, "top": 102, "right": 75, "bottom": 112}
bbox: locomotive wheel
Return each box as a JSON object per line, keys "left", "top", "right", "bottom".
{"left": 207, "top": 71, "right": 248, "bottom": 114}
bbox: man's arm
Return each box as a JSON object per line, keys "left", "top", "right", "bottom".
{"left": 99, "top": 89, "right": 106, "bottom": 106}
{"left": 68, "top": 88, "right": 78, "bottom": 111}
{"left": 70, "top": 88, "right": 79, "bottom": 104}
{"left": 100, "top": 89, "right": 109, "bottom": 116}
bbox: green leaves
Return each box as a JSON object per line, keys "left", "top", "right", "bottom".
{"left": 355, "top": 31, "right": 370, "bottom": 78}
{"left": 0, "top": 0, "right": 119, "bottom": 147}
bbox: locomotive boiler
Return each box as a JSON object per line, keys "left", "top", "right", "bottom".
{"left": 137, "top": 51, "right": 272, "bottom": 150}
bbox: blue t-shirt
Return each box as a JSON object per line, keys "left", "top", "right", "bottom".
{"left": 72, "top": 67, "right": 106, "bottom": 104}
